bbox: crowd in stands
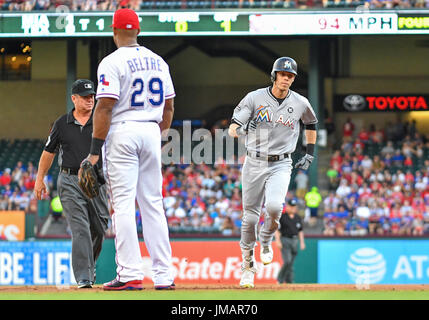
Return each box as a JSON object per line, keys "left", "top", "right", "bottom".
{"left": 324, "top": 118, "right": 429, "bottom": 236}
{"left": 0, "top": 161, "right": 38, "bottom": 212}
{"left": 1, "top": 116, "right": 429, "bottom": 238}
{"left": 1, "top": 0, "right": 428, "bottom": 11}
{"left": 161, "top": 160, "right": 244, "bottom": 235}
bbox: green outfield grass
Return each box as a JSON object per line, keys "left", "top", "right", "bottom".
{"left": 1, "top": 289, "right": 429, "bottom": 300}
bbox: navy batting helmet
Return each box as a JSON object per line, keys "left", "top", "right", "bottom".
{"left": 271, "top": 57, "right": 298, "bottom": 82}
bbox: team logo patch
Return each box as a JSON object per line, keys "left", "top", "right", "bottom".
{"left": 284, "top": 60, "right": 292, "bottom": 69}
{"left": 287, "top": 106, "right": 294, "bottom": 113}
{"left": 99, "top": 74, "right": 110, "bottom": 86}
{"left": 255, "top": 105, "right": 272, "bottom": 122}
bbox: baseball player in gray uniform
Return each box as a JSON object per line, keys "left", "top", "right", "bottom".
{"left": 228, "top": 57, "right": 318, "bottom": 288}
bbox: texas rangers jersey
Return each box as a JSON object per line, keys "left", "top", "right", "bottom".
{"left": 96, "top": 46, "right": 175, "bottom": 124}
{"left": 232, "top": 87, "right": 318, "bottom": 155}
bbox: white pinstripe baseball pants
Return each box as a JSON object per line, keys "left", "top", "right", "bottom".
{"left": 102, "top": 120, "right": 174, "bottom": 286}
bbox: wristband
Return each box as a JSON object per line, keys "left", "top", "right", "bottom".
{"left": 306, "top": 143, "right": 315, "bottom": 156}
{"left": 90, "top": 137, "right": 105, "bottom": 156}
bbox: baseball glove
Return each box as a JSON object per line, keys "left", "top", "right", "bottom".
{"left": 79, "top": 159, "right": 101, "bottom": 199}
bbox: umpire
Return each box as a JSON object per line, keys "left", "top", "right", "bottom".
{"left": 34, "top": 79, "right": 110, "bottom": 289}
{"left": 275, "top": 198, "right": 306, "bottom": 284}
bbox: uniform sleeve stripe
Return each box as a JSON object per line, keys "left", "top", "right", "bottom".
{"left": 232, "top": 118, "right": 244, "bottom": 126}
{"left": 96, "top": 93, "right": 119, "bottom": 100}
{"left": 165, "top": 93, "right": 176, "bottom": 98}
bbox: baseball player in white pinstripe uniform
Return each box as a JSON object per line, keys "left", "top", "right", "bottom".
{"left": 229, "top": 57, "right": 318, "bottom": 288}
{"left": 82, "top": 8, "right": 175, "bottom": 290}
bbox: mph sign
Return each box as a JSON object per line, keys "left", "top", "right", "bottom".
{"left": 139, "top": 241, "right": 281, "bottom": 285}
{"left": 318, "top": 240, "right": 429, "bottom": 284}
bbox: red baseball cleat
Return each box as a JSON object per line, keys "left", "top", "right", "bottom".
{"left": 103, "top": 279, "right": 143, "bottom": 291}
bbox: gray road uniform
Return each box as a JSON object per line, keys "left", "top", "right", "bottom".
{"left": 232, "top": 86, "right": 318, "bottom": 252}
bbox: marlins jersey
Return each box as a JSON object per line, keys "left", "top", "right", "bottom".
{"left": 96, "top": 46, "right": 175, "bottom": 124}
{"left": 232, "top": 87, "right": 318, "bottom": 155}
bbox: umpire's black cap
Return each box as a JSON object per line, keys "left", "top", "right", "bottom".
{"left": 71, "top": 79, "right": 96, "bottom": 96}
{"left": 287, "top": 198, "right": 298, "bottom": 206}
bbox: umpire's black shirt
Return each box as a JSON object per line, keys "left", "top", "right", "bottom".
{"left": 44, "top": 108, "right": 102, "bottom": 169}
{"left": 279, "top": 213, "right": 303, "bottom": 238}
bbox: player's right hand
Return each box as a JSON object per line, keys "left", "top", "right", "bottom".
{"left": 34, "top": 179, "right": 47, "bottom": 200}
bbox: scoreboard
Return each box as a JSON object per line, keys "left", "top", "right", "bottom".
{"left": 0, "top": 10, "right": 428, "bottom": 37}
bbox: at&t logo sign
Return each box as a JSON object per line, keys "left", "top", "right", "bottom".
{"left": 347, "top": 248, "right": 386, "bottom": 286}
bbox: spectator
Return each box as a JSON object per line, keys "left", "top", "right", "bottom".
{"left": 128, "top": 0, "right": 140, "bottom": 10}
{"left": 50, "top": 194, "right": 63, "bottom": 222}
{"left": 334, "top": 204, "right": 349, "bottom": 234}
{"left": 166, "top": 200, "right": 186, "bottom": 219}
{"left": 220, "top": 216, "right": 237, "bottom": 236}
{"left": 384, "top": 122, "right": 397, "bottom": 142}
{"left": 380, "top": 141, "right": 395, "bottom": 156}
{"left": 72, "top": 0, "right": 85, "bottom": 10}
{"left": 391, "top": 150, "right": 405, "bottom": 167}
{"left": 336, "top": 179, "right": 351, "bottom": 198}
{"left": 294, "top": 169, "right": 308, "bottom": 199}
{"left": 167, "top": 211, "right": 181, "bottom": 228}
{"left": 84, "top": 0, "right": 97, "bottom": 10}
{"left": 326, "top": 164, "right": 340, "bottom": 191}
{"left": 372, "top": 155, "right": 384, "bottom": 171}
{"left": 304, "top": 186, "right": 322, "bottom": 226}
{"left": 24, "top": 0, "right": 36, "bottom": 10}
{"left": 368, "top": 124, "right": 384, "bottom": 144}
{"left": 360, "top": 155, "right": 373, "bottom": 170}
{"left": 330, "top": 150, "right": 343, "bottom": 168}
{"left": 357, "top": 127, "right": 370, "bottom": 145}
{"left": 0, "top": 168, "right": 12, "bottom": 186}
{"left": 342, "top": 117, "right": 355, "bottom": 142}
{"left": 356, "top": 200, "right": 371, "bottom": 220}
{"left": 324, "top": 192, "right": 340, "bottom": 211}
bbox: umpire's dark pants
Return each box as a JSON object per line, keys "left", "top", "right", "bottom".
{"left": 277, "top": 236, "right": 299, "bottom": 284}
{"left": 58, "top": 172, "right": 109, "bottom": 283}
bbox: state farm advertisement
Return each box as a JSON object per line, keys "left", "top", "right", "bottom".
{"left": 139, "top": 241, "right": 281, "bottom": 284}
{"left": 335, "top": 94, "right": 429, "bottom": 112}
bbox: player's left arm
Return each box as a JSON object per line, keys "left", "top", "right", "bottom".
{"left": 85, "top": 97, "right": 117, "bottom": 166}
{"left": 304, "top": 124, "right": 317, "bottom": 157}
{"left": 295, "top": 100, "right": 318, "bottom": 170}
{"left": 159, "top": 98, "right": 174, "bottom": 137}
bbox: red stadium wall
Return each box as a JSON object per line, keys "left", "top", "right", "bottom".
{"left": 139, "top": 241, "right": 281, "bottom": 285}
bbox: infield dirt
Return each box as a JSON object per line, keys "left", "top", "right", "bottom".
{"left": 1, "top": 283, "right": 429, "bottom": 292}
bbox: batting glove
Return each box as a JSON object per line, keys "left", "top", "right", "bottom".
{"left": 294, "top": 154, "right": 314, "bottom": 170}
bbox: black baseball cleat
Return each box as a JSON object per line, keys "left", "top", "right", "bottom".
{"left": 103, "top": 279, "right": 143, "bottom": 291}
{"left": 77, "top": 280, "right": 93, "bottom": 289}
{"left": 154, "top": 282, "right": 176, "bottom": 290}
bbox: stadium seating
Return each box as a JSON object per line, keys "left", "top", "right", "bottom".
{"left": 0, "top": 139, "right": 60, "bottom": 186}
{"left": 1, "top": 0, "right": 426, "bottom": 11}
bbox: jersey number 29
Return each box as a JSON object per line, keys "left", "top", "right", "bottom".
{"left": 131, "top": 77, "right": 164, "bottom": 108}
